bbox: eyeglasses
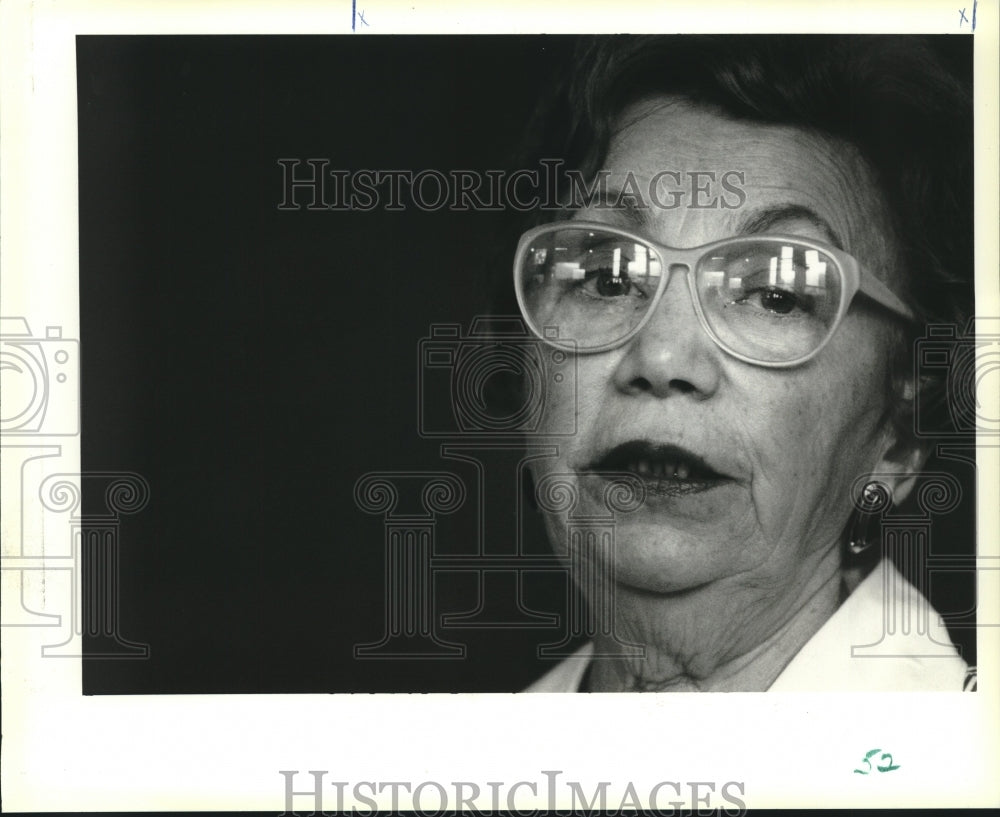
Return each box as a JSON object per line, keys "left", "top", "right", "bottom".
{"left": 513, "top": 222, "right": 915, "bottom": 368}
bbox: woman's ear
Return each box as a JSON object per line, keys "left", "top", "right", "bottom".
{"left": 872, "top": 429, "right": 932, "bottom": 507}
{"left": 871, "top": 363, "right": 932, "bottom": 506}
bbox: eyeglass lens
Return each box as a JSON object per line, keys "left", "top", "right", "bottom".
{"left": 517, "top": 227, "right": 845, "bottom": 363}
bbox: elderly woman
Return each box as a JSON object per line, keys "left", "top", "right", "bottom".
{"left": 508, "top": 36, "right": 974, "bottom": 692}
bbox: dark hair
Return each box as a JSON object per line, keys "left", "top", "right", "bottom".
{"left": 494, "top": 35, "right": 974, "bottom": 443}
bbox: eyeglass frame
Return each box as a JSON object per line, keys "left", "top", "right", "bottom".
{"left": 513, "top": 221, "right": 917, "bottom": 369}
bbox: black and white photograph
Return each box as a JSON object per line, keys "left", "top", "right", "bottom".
{"left": 73, "top": 32, "right": 981, "bottom": 696}
{"left": 2, "top": 1, "right": 998, "bottom": 813}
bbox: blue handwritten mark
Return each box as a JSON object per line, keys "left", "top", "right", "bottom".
{"left": 352, "top": 0, "right": 369, "bottom": 31}
{"left": 959, "top": 1, "right": 977, "bottom": 30}
{"left": 854, "top": 749, "right": 901, "bottom": 775}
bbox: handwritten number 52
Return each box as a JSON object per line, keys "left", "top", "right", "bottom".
{"left": 854, "top": 749, "right": 900, "bottom": 775}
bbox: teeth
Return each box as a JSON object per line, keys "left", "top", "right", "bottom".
{"left": 628, "top": 460, "right": 693, "bottom": 480}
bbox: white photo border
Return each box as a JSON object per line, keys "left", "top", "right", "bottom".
{"left": 1, "top": 0, "right": 998, "bottom": 811}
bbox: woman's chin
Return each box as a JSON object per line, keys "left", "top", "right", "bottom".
{"left": 560, "top": 534, "right": 743, "bottom": 597}
{"left": 614, "top": 560, "right": 725, "bottom": 597}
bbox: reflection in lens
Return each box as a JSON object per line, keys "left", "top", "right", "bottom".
{"left": 518, "top": 230, "right": 844, "bottom": 362}
{"left": 519, "top": 228, "right": 660, "bottom": 349}
{"left": 696, "top": 240, "right": 842, "bottom": 362}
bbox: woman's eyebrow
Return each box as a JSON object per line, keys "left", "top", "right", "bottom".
{"left": 575, "top": 194, "right": 845, "bottom": 250}
{"left": 575, "top": 189, "right": 649, "bottom": 228}
{"left": 735, "top": 204, "right": 844, "bottom": 249}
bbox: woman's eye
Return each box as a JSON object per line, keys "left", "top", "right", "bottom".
{"left": 738, "top": 286, "right": 807, "bottom": 315}
{"left": 587, "top": 268, "right": 633, "bottom": 297}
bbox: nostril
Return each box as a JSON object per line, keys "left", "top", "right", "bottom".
{"left": 628, "top": 374, "right": 698, "bottom": 395}
{"left": 629, "top": 376, "right": 653, "bottom": 393}
{"left": 668, "top": 377, "right": 698, "bottom": 395}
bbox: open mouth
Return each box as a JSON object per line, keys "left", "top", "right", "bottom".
{"left": 583, "top": 440, "right": 732, "bottom": 496}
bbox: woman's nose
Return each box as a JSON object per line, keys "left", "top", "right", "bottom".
{"left": 610, "top": 267, "right": 722, "bottom": 399}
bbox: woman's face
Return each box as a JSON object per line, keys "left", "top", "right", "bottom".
{"left": 531, "top": 98, "right": 918, "bottom": 599}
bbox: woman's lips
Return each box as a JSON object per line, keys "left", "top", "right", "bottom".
{"left": 582, "top": 440, "right": 732, "bottom": 496}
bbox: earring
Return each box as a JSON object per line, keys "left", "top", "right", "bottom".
{"left": 848, "top": 481, "right": 891, "bottom": 555}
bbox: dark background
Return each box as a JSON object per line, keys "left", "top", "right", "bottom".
{"left": 78, "top": 35, "right": 582, "bottom": 693}
{"left": 78, "top": 35, "right": 977, "bottom": 694}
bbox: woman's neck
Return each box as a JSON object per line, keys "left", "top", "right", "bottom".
{"left": 586, "top": 546, "right": 846, "bottom": 692}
